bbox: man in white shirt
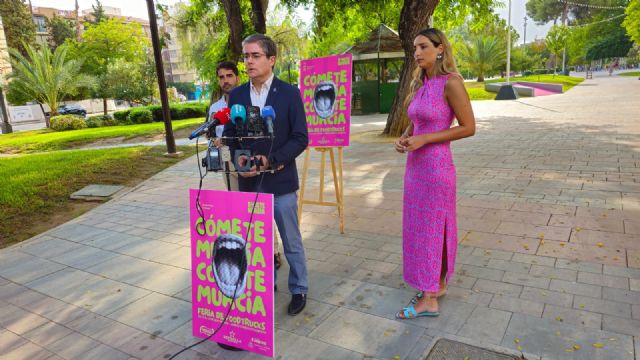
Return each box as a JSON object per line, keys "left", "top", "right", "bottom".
{"left": 209, "top": 62, "right": 239, "bottom": 190}
{"left": 208, "top": 61, "right": 239, "bottom": 117}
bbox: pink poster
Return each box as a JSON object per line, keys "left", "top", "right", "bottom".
{"left": 189, "top": 189, "right": 274, "bottom": 357}
{"left": 300, "top": 54, "right": 352, "bottom": 147}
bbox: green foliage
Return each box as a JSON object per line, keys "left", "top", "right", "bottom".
{"left": 6, "top": 43, "right": 95, "bottom": 116}
{"left": 0, "top": 0, "right": 36, "bottom": 56}
{"left": 458, "top": 35, "right": 505, "bottom": 81}
{"left": 624, "top": 0, "right": 640, "bottom": 43}
{"left": 510, "top": 46, "right": 543, "bottom": 73}
{"left": 45, "top": 15, "right": 75, "bottom": 51}
{"left": 0, "top": 118, "right": 203, "bottom": 154}
{"left": 75, "top": 18, "right": 150, "bottom": 111}
{"left": 85, "top": 114, "right": 113, "bottom": 128}
{"left": 545, "top": 25, "right": 569, "bottom": 72}
{"left": 586, "top": 31, "right": 633, "bottom": 60}
{"left": 103, "top": 56, "right": 157, "bottom": 105}
{"left": 85, "top": 0, "right": 109, "bottom": 24}
{"left": 526, "top": 0, "right": 566, "bottom": 25}
{"left": 168, "top": 82, "right": 197, "bottom": 96}
{"left": 0, "top": 146, "right": 192, "bottom": 246}
{"left": 113, "top": 110, "right": 130, "bottom": 122}
{"left": 127, "top": 108, "right": 154, "bottom": 124}
{"left": 50, "top": 115, "right": 88, "bottom": 131}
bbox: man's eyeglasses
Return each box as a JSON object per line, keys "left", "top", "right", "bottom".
{"left": 241, "top": 52, "right": 268, "bottom": 61}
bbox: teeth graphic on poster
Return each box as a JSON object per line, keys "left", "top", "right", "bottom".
{"left": 190, "top": 189, "right": 274, "bottom": 357}
{"left": 213, "top": 234, "right": 248, "bottom": 299}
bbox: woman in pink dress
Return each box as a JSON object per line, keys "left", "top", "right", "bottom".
{"left": 394, "top": 28, "right": 476, "bottom": 319}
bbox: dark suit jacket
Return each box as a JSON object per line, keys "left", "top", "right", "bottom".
{"left": 223, "top": 77, "right": 308, "bottom": 196}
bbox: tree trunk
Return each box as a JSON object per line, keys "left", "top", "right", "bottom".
{"left": 477, "top": 75, "right": 484, "bottom": 82}
{"left": 249, "top": 0, "right": 268, "bottom": 34}
{"left": 383, "top": 0, "right": 440, "bottom": 136}
{"left": 221, "top": 0, "right": 244, "bottom": 62}
{"left": 103, "top": 98, "right": 107, "bottom": 115}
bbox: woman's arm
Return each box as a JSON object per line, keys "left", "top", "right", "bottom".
{"left": 402, "top": 75, "right": 476, "bottom": 151}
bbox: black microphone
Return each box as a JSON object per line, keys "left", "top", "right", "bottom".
{"left": 246, "top": 106, "right": 262, "bottom": 136}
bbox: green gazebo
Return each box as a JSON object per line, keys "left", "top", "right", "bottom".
{"left": 344, "top": 24, "right": 405, "bottom": 114}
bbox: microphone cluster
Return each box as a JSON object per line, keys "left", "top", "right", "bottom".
{"left": 190, "top": 105, "right": 276, "bottom": 174}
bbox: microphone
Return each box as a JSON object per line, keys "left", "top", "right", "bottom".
{"left": 261, "top": 106, "right": 275, "bottom": 136}
{"left": 188, "top": 108, "right": 231, "bottom": 140}
{"left": 246, "top": 106, "right": 261, "bottom": 136}
{"left": 213, "top": 107, "right": 230, "bottom": 125}
{"left": 231, "top": 104, "right": 246, "bottom": 137}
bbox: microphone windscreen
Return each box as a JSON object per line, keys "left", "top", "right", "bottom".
{"left": 230, "top": 104, "right": 246, "bottom": 124}
{"left": 214, "top": 107, "right": 231, "bottom": 125}
{"left": 261, "top": 105, "right": 276, "bottom": 121}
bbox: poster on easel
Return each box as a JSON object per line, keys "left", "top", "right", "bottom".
{"left": 189, "top": 189, "right": 274, "bottom": 357}
{"left": 299, "top": 54, "right": 353, "bottom": 147}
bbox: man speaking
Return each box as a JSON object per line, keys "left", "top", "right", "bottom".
{"left": 223, "top": 34, "right": 309, "bottom": 316}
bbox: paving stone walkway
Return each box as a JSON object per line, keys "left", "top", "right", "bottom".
{"left": 1, "top": 74, "right": 639, "bottom": 360}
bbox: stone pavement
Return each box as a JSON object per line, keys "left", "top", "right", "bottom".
{"left": 1, "top": 74, "right": 639, "bottom": 360}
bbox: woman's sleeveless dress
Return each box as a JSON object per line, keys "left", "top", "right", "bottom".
{"left": 403, "top": 74, "right": 458, "bottom": 293}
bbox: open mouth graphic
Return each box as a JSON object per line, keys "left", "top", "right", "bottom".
{"left": 212, "top": 234, "right": 248, "bottom": 299}
{"left": 313, "top": 81, "right": 336, "bottom": 119}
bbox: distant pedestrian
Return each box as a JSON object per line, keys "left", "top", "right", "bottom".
{"left": 394, "top": 28, "right": 476, "bottom": 320}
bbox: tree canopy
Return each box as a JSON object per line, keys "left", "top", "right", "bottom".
{"left": 0, "top": 0, "right": 36, "bottom": 56}
{"left": 623, "top": 0, "right": 640, "bottom": 44}
{"left": 46, "top": 15, "right": 75, "bottom": 51}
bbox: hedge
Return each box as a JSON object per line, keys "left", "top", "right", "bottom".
{"left": 127, "top": 108, "right": 154, "bottom": 124}
{"left": 50, "top": 115, "right": 87, "bottom": 131}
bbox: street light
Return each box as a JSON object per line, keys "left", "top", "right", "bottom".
{"left": 496, "top": 0, "right": 518, "bottom": 100}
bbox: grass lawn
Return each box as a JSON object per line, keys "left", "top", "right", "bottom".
{"left": 485, "top": 74, "right": 584, "bottom": 92}
{"left": 0, "top": 145, "right": 196, "bottom": 248}
{"left": 619, "top": 71, "right": 640, "bottom": 76}
{"left": 0, "top": 118, "right": 203, "bottom": 154}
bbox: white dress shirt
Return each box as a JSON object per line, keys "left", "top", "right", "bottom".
{"left": 249, "top": 73, "right": 274, "bottom": 110}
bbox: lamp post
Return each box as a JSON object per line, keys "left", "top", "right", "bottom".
{"left": 506, "top": 0, "right": 511, "bottom": 83}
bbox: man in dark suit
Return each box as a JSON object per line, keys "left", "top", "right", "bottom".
{"left": 223, "top": 34, "right": 309, "bottom": 316}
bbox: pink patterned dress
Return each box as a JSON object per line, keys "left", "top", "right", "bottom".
{"left": 403, "top": 73, "right": 457, "bottom": 293}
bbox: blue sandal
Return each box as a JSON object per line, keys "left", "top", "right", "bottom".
{"left": 395, "top": 305, "right": 439, "bottom": 319}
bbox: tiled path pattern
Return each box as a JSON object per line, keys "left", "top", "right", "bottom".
{"left": 1, "top": 75, "right": 639, "bottom": 359}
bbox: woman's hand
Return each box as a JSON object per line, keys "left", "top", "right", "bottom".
{"left": 394, "top": 135, "right": 408, "bottom": 153}
{"left": 401, "top": 134, "right": 429, "bottom": 152}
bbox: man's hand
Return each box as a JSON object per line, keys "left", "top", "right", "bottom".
{"left": 213, "top": 138, "right": 223, "bottom": 148}
{"left": 237, "top": 155, "right": 270, "bottom": 178}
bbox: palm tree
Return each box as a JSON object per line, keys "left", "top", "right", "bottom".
{"left": 458, "top": 35, "right": 505, "bottom": 82}
{"left": 6, "top": 43, "right": 94, "bottom": 126}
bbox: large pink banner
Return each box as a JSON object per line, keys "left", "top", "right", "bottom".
{"left": 300, "top": 54, "right": 352, "bottom": 147}
{"left": 189, "top": 189, "right": 274, "bottom": 357}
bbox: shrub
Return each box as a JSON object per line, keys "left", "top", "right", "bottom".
{"left": 127, "top": 108, "right": 153, "bottom": 124}
{"left": 113, "top": 110, "right": 130, "bottom": 121}
{"left": 50, "top": 115, "right": 88, "bottom": 131}
{"left": 85, "top": 114, "right": 113, "bottom": 128}
{"left": 102, "top": 118, "right": 120, "bottom": 126}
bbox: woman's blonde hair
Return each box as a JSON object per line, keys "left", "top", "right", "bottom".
{"left": 404, "top": 28, "right": 459, "bottom": 111}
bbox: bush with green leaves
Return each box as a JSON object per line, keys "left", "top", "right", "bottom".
{"left": 113, "top": 109, "right": 130, "bottom": 121}
{"left": 85, "top": 114, "right": 113, "bottom": 128}
{"left": 127, "top": 108, "right": 153, "bottom": 124}
{"left": 50, "top": 115, "right": 87, "bottom": 131}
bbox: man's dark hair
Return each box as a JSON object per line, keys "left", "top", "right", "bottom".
{"left": 242, "top": 33, "right": 277, "bottom": 58}
{"left": 216, "top": 61, "right": 239, "bottom": 76}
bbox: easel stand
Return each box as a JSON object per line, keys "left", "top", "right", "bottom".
{"left": 298, "top": 147, "right": 345, "bottom": 233}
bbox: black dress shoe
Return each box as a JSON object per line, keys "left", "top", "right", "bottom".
{"left": 274, "top": 284, "right": 277, "bottom": 292}
{"left": 275, "top": 253, "right": 282, "bottom": 270}
{"left": 287, "top": 294, "right": 306, "bottom": 315}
